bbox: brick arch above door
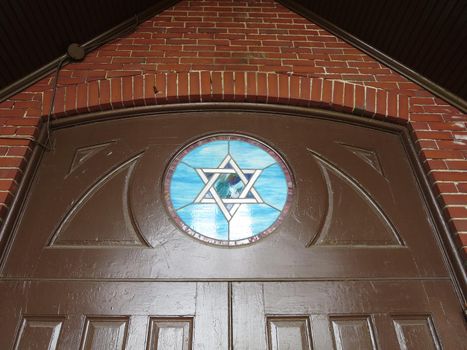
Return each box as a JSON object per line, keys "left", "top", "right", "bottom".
{"left": 42, "top": 72, "right": 409, "bottom": 122}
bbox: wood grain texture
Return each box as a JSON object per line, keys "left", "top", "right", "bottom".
{"left": 232, "top": 283, "right": 267, "bottom": 350}
{"left": 192, "top": 282, "right": 229, "bottom": 350}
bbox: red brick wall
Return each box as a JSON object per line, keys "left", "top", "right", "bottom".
{"left": 0, "top": 0, "right": 466, "bottom": 257}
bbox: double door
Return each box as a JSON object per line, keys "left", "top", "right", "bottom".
{"left": 2, "top": 280, "right": 463, "bottom": 349}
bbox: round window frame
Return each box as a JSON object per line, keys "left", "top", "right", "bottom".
{"left": 163, "top": 133, "right": 294, "bottom": 246}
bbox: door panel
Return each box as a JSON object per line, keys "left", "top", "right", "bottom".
{"left": 267, "top": 317, "right": 313, "bottom": 350}
{"left": 147, "top": 318, "right": 193, "bottom": 350}
{"left": 392, "top": 316, "right": 441, "bottom": 350}
{"left": 232, "top": 281, "right": 465, "bottom": 349}
{"left": 13, "top": 317, "right": 63, "bottom": 350}
{"left": 329, "top": 316, "right": 377, "bottom": 350}
{"left": 0, "top": 281, "right": 228, "bottom": 350}
{"left": 1, "top": 111, "right": 449, "bottom": 279}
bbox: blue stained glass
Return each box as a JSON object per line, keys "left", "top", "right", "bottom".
{"left": 165, "top": 135, "right": 293, "bottom": 246}
{"left": 170, "top": 163, "right": 204, "bottom": 209}
{"left": 177, "top": 204, "right": 228, "bottom": 240}
{"left": 182, "top": 140, "right": 228, "bottom": 168}
{"left": 254, "top": 163, "right": 288, "bottom": 210}
{"left": 229, "top": 204, "right": 281, "bottom": 240}
{"left": 229, "top": 140, "right": 275, "bottom": 169}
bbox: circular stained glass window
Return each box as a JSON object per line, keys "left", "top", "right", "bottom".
{"left": 164, "top": 134, "right": 293, "bottom": 246}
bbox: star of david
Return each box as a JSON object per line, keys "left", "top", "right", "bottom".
{"left": 194, "top": 155, "right": 263, "bottom": 221}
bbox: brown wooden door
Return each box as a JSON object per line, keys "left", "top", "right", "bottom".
{"left": 0, "top": 106, "right": 465, "bottom": 348}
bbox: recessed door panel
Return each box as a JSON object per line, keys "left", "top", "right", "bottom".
{"left": 13, "top": 317, "right": 63, "bottom": 350}
{"left": 267, "top": 317, "right": 312, "bottom": 350}
{"left": 1, "top": 110, "right": 449, "bottom": 279}
{"left": 147, "top": 318, "right": 193, "bottom": 350}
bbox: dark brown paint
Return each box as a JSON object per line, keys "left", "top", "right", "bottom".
{"left": 0, "top": 105, "right": 465, "bottom": 349}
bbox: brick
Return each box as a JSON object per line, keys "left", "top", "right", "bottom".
{"left": 431, "top": 172, "right": 467, "bottom": 182}
{"left": 413, "top": 131, "right": 453, "bottom": 140}
{"left": 397, "top": 94, "right": 409, "bottom": 120}
{"left": 365, "top": 88, "right": 377, "bottom": 117}
{"left": 440, "top": 195, "right": 467, "bottom": 206}
{"left": 120, "top": 76, "right": 134, "bottom": 107}
{"left": 429, "top": 122, "right": 465, "bottom": 131}
{"left": 155, "top": 73, "right": 168, "bottom": 103}
{"left": 410, "top": 113, "right": 444, "bottom": 122}
{"left": 76, "top": 84, "right": 89, "bottom": 113}
{"left": 0, "top": 157, "right": 25, "bottom": 167}
{"left": 246, "top": 72, "right": 257, "bottom": 102}
{"left": 417, "top": 140, "right": 438, "bottom": 150}
{"left": 310, "top": 78, "right": 322, "bottom": 106}
{"left": 322, "top": 79, "right": 332, "bottom": 106}
{"left": 350, "top": 84, "right": 363, "bottom": 112}
{"left": 110, "top": 78, "right": 123, "bottom": 108}
{"left": 450, "top": 220, "right": 467, "bottom": 232}
{"left": 376, "top": 90, "right": 387, "bottom": 117}
{"left": 177, "top": 72, "right": 189, "bottom": 102}
{"left": 233, "top": 72, "right": 245, "bottom": 102}
{"left": 0, "top": 168, "right": 21, "bottom": 179}
{"left": 277, "top": 74, "right": 289, "bottom": 103}
{"left": 144, "top": 74, "right": 157, "bottom": 105}
{"left": 64, "top": 85, "right": 77, "bottom": 113}
{"left": 445, "top": 207, "right": 467, "bottom": 219}
{"left": 434, "top": 182, "right": 458, "bottom": 194}
{"left": 446, "top": 161, "right": 467, "bottom": 171}
{"left": 53, "top": 87, "right": 66, "bottom": 116}
{"left": 200, "top": 71, "right": 212, "bottom": 102}
{"left": 267, "top": 74, "right": 279, "bottom": 104}
{"left": 0, "top": 179, "right": 17, "bottom": 191}
{"left": 0, "top": 191, "right": 13, "bottom": 205}
{"left": 6, "top": 146, "right": 31, "bottom": 158}
{"left": 88, "top": 80, "right": 101, "bottom": 111}
{"left": 331, "top": 80, "right": 344, "bottom": 108}
{"left": 15, "top": 127, "right": 37, "bottom": 137}
{"left": 457, "top": 234, "right": 467, "bottom": 246}
{"left": 437, "top": 140, "right": 467, "bottom": 150}
{"left": 97, "top": 80, "right": 110, "bottom": 109}
{"left": 256, "top": 73, "right": 267, "bottom": 103}
{"left": 189, "top": 72, "right": 201, "bottom": 102}
{"left": 422, "top": 150, "right": 464, "bottom": 160}
{"left": 411, "top": 97, "right": 437, "bottom": 106}
{"left": 298, "top": 77, "right": 311, "bottom": 106}
{"left": 211, "top": 72, "right": 223, "bottom": 99}
{"left": 0, "top": 126, "right": 16, "bottom": 135}
{"left": 289, "top": 75, "right": 300, "bottom": 103}
{"left": 166, "top": 73, "right": 178, "bottom": 103}
{"left": 133, "top": 75, "right": 145, "bottom": 106}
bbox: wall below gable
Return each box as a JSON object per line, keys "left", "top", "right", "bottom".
{"left": 0, "top": 0, "right": 466, "bottom": 263}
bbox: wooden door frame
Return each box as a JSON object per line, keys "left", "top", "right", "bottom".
{"left": 0, "top": 102, "right": 464, "bottom": 307}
